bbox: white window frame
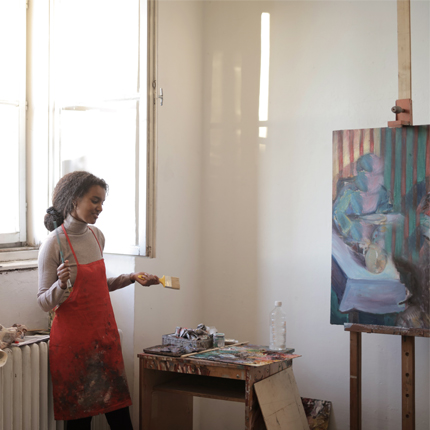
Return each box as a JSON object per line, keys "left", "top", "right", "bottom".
{"left": 146, "top": 0, "right": 157, "bottom": 258}
{"left": 47, "top": 0, "right": 157, "bottom": 257}
{"left": 0, "top": 0, "right": 27, "bottom": 247}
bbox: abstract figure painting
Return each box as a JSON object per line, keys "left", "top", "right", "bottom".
{"left": 331, "top": 126, "right": 429, "bottom": 328}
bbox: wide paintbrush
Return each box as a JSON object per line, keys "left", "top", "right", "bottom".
{"left": 138, "top": 274, "right": 180, "bottom": 290}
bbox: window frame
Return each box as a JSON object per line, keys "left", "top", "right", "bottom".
{"left": 47, "top": 0, "right": 157, "bottom": 257}
{"left": 0, "top": 0, "right": 27, "bottom": 247}
{"left": 146, "top": 0, "right": 157, "bottom": 258}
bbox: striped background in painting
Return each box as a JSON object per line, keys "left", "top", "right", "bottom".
{"left": 333, "top": 125, "right": 430, "bottom": 263}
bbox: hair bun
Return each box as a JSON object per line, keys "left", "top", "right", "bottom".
{"left": 46, "top": 206, "right": 61, "bottom": 216}
{"left": 44, "top": 206, "right": 64, "bottom": 232}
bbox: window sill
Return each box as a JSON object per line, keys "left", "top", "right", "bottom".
{"left": 0, "top": 260, "right": 38, "bottom": 271}
{"left": 0, "top": 247, "right": 39, "bottom": 271}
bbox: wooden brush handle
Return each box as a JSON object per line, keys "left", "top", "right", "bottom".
{"left": 181, "top": 341, "right": 249, "bottom": 358}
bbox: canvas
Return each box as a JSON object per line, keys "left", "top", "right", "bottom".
{"left": 331, "top": 125, "right": 429, "bottom": 328}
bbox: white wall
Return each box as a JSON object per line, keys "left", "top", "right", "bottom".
{"left": 0, "top": 269, "right": 46, "bottom": 329}
{"left": 198, "top": 1, "right": 429, "bottom": 429}
{"left": 132, "top": 0, "right": 205, "bottom": 427}
{"left": 105, "top": 255, "right": 136, "bottom": 421}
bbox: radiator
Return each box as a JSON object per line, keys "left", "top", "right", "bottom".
{"left": 0, "top": 341, "right": 109, "bottom": 430}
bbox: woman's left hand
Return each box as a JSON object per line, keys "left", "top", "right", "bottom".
{"left": 132, "top": 272, "right": 160, "bottom": 287}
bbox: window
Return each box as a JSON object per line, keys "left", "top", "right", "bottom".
{"left": 0, "top": 0, "right": 156, "bottom": 254}
{"left": 49, "top": 0, "right": 157, "bottom": 256}
{"left": 0, "top": 0, "right": 27, "bottom": 246}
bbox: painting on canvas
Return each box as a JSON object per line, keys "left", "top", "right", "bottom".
{"left": 331, "top": 125, "right": 429, "bottom": 328}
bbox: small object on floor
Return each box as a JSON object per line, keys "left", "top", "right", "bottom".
{"left": 301, "top": 398, "right": 332, "bottom": 430}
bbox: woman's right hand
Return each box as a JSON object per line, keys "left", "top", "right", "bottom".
{"left": 57, "top": 260, "right": 71, "bottom": 290}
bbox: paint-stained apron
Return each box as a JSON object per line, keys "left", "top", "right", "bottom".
{"left": 49, "top": 225, "right": 132, "bottom": 421}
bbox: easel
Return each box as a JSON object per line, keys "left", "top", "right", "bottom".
{"left": 345, "top": 2, "right": 430, "bottom": 429}
{"left": 388, "top": 0, "right": 413, "bottom": 128}
{"left": 345, "top": 324, "right": 429, "bottom": 430}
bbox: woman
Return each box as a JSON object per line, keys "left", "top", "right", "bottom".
{"left": 38, "top": 171, "right": 159, "bottom": 430}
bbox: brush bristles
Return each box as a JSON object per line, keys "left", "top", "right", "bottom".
{"left": 164, "top": 276, "right": 180, "bottom": 290}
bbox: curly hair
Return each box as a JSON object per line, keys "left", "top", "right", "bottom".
{"left": 44, "top": 171, "right": 108, "bottom": 231}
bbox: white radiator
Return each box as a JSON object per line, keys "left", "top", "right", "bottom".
{"left": 0, "top": 341, "right": 109, "bottom": 430}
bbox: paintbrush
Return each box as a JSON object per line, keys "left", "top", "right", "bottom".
{"left": 53, "top": 221, "right": 73, "bottom": 293}
{"left": 138, "top": 275, "right": 180, "bottom": 290}
{"left": 181, "top": 341, "right": 249, "bottom": 358}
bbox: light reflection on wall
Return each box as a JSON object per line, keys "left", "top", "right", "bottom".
{"left": 234, "top": 62, "right": 242, "bottom": 120}
{"left": 211, "top": 51, "right": 223, "bottom": 124}
{"left": 258, "top": 12, "right": 270, "bottom": 140}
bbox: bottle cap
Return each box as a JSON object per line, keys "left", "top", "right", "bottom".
{"left": 275, "top": 301, "right": 282, "bottom": 307}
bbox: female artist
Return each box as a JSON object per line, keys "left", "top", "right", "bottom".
{"left": 38, "top": 171, "right": 159, "bottom": 430}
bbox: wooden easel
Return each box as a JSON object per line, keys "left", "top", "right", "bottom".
{"left": 345, "top": 324, "right": 429, "bottom": 430}
{"left": 345, "top": 2, "right": 430, "bottom": 429}
{"left": 388, "top": 0, "right": 413, "bottom": 128}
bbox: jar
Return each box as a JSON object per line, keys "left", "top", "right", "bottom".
{"left": 213, "top": 333, "right": 225, "bottom": 348}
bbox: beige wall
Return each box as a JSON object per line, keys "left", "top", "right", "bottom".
{"left": 0, "top": 269, "right": 45, "bottom": 329}
{"left": 198, "top": 1, "right": 429, "bottom": 429}
{"left": 132, "top": 0, "right": 205, "bottom": 427}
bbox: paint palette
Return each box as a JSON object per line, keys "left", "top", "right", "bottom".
{"left": 143, "top": 344, "right": 206, "bottom": 357}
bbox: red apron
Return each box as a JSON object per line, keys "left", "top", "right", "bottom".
{"left": 49, "top": 225, "right": 132, "bottom": 421}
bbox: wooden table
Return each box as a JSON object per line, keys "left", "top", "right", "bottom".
{"left": 138, "top": 350, "right": 294, "bottom": 430}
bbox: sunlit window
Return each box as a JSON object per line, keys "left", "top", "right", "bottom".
{"left": 51, "top": 0, "right": 148, "bottom": 255}
{"left": 0, "top": 0, "right": 26, "bottom": 245}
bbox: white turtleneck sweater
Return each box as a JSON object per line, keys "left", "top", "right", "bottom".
{"left": 37, "top": 215, "right": 133, "bottom": 312}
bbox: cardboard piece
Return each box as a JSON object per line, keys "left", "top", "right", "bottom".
{"left": 254, "top": 367, "right": 308, "bottom": 430}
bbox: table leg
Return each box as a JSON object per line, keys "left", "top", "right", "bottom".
{"left": 350, "top": 331, "right": 361, "bottom": 430}
{"left": 245, "top": 371, "right": 266, "bottom": 430}
{"left": 401, "top": 335, "right": 415, "bottom": 430}
{"left": 139, "top": 363, "right": 193, "bottom": 430}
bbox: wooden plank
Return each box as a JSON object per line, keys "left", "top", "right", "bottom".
{"left": 151, "top": 391, "right": 193, "bottom": 430}
{"left": 254, "top": 367, "right": 308, "bottom": 430}
{"left": 397, "top": 0, "right": 412, "bottom": 99}
{"left": 344, "top": 323, "right": 430, "bottom": 338}
{"left": 401, "top": 336, "right": 415, "bottom": 430}
{"left": 139, "top": 365, "right": 192, "bottom": 430}
{"left": 138, "top": 354, "right": 246, "bottom": 379}
{"left": 154, "top": 374, "right": 246, "bottom": 403}
{"left": 140, "top": 354, "right": 247, "bottom": 380}
{"left": 350, "top": 331, "right": 362, "bottom": 430}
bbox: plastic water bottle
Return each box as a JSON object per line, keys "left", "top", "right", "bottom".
{"left": 269, "top": 301, "right": 286, "bottom": 350}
